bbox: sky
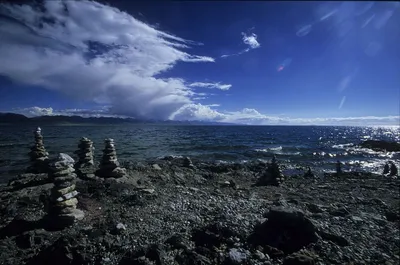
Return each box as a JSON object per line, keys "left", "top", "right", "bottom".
{"left": 0, "top": 0, "right": 399, "bottom": 126}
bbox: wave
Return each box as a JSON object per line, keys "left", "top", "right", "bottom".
{"left": 254, "top": 146, "right": 283, "bottom": 152}
{"left": 332, "top": 143, "right": 354, "bottom": 149}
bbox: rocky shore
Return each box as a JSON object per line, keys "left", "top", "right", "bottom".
{"left": 0, "top": 155, "right": 399, "bottom": 265}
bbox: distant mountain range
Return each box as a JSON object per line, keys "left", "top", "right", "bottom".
{"left": 0, "top": 112, "right": 235, "bottom": 126}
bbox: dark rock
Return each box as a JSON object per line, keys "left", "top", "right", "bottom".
{"left": 263, "top": 245, "right": 285, "bottom": 258}
{"left": 329, "top": 207, "right": 350, "bottom": 217}
{"left": 360, "top": 140, "right": 400, "bottom": 152}
{"left": 385, "top": 210, "right": 399, "bottom": 222}
{"left": 15, "top": 230, "right": 48, "bottom": 249}
{"left": 25, "top": 236, "right": 86, "bottom": 265}
{"left": 7, "top": 173, "right": 50, "bottom": 191}
{"left": 249, "top": 207, "right": 318, "bottom": 254}
{"left": 175, "top": 249, "right": 212, "bottom": 265}
{"left": 317, "top": 230, "right": 349, "bottom": 246}
{"left": 165, "top": 234, "right": 187, "bottom": 250}
{"left": 225, "top": 248, "right": 248, "bottom": 264}
{"left": 192, "top": 222, "right": 239, "bottom": 248}
{"left": 283, "top": 253, "right": 316, "bottom": 265}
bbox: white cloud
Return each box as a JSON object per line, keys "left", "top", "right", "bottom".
{"left": 241, "top": 32, "right": 260, "bottom": 49}
{"left": 9, "top": 105, "right": 400, "bottom": 126}
{"left": 221, "top": 30, "right": 260, "bottom": 58}
{"left": 189, "top": 82, "right": 232, "bottom": 91}
{"left": 168, "top": 103, "right": 226, "bottom": 121}
{"left": 12, "top": 106, "right": 129, "bottom": 118}
{"left": 0, "top": 1, "right": 226, "bottom": 120}
{"left": 13, "top": 106, "right": 54, "bottom": 117}
{"left": 169, "top": 105, "right": 400, "bottom": 126}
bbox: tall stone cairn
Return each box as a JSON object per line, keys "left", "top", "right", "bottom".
{"left": 45, "top": 153, "right": 84, "bottom": 229}
{"left": 95, "top": 138, "right": 127, "bottom": 178}
{"left": 258, "top": 155, "right": 285, "bottom": 186}
{"left": 27, "top": 127, "right": 49, "bottom": 173}
{"left": 74, "top": 137, "right": 95, "bottom": 168}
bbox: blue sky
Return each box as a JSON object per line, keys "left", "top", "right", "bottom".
{"left": 0, "top": 1, "right": 399, "bottom": 125}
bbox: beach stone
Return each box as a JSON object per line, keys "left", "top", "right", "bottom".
{"left": 283, "top": 253, "right": 315, "bottom": 265}
{"left": 26, "top": 127, "right": 49, "bottom": 173}
{"left": 227, "top": 248, "right": 248, "bottom": 264}
{"left": 152, "top": 164, "right": 162, "bottom": 170}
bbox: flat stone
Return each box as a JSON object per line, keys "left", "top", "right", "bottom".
{"left": 56, "top": 191, "right": 79, "bottom": 202}
{"left": 50, "top": 153, "right": 75, "bottom": 168}
{"left": 49, "top": 205, "right": 77, "bottom": 215}
{"left": 54, "top": 175, "right": 77, "bottom": 185}
{"left": 141, "top": 188, "right": 155, "bottom": 194}
{"left": 52, "top": 167, "right": 75, "bottom": 177}
{"left": 52, "top": 184, "right": 76, "bottom": 196}
{"left": 152, "top": 164, "right": 162, "bottom": 170}
{"left": 59, "top": 208, "right": 85, "bottom": 221}
{"left": 55, "top": 198, "right": 78, "bottom": 207}
{"left": 54, "top": 180, "right": 76, "bottom": 189}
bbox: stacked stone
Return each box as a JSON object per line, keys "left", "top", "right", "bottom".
{"left": 27, "top": 127, "right": 49, "bottom": 173}
{"left": 74, "top": 137, "right": 95, "bottom": 168}
{"left": 45, "top": 153, "right": 84, "bottom": 229}
{"left": 258, "top": 155, "right": 285, "bottom": 186}
{"left": 95, "top": 139, "right": 127, "bottom": 178}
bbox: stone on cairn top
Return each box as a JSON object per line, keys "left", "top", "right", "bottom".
{"left": 44, "top": 153, "right": 84, "bottom": 230}
{"left": 95, "top": 138, "right": 127, "bottom": 178}
{"left": 27, "top": 126, "right": 49, "bottom": 174}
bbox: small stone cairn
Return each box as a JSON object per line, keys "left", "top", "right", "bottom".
{"left": 27, "top": 127, "right": 49, "bottom": 173}
{"left": 336, "top": 160, "right": 342, "bottom": 176}
{"left": 74, "top": 137, "right": 95, "bottom": 168}
{"left": 45, "top": 153, "right": 84, "bottom": 229}
{"left": 257, "top": 155, "right": 285, "bottom": 186}
{"left": 183, "top": 156, "right": 195, "bottom": 169}
{"left": 95, "top": 138, "right": 127, "bottom": 178}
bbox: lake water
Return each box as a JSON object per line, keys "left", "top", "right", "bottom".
{"left": 0, "top": 125, "right": 399, "bottom": 181}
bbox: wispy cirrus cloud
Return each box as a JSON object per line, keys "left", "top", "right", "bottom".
{"left": 189, "top": 82, "right": 232, "bottom": 91}
{"left": 0, "top": 0, "right": 230, "bottom": 120}
{"left": 221, "top": 31, "right": 261, "bottom": 58}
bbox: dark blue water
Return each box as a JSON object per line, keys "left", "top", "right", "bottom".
{"left": 0, "top": 125, "right": 399, "bottom": 180}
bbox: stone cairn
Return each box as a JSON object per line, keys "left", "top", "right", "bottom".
{"left": 257, "top": 155, "right": 285, "bottom": 186}
{"left": 95, "top": 138, "right": 127, "bottom": 178}
{"left": 45, "top": 153, "right": 84, "bottom": 229}
{"left": 336, "top": 160, "right": 342, "bottom": 176}
{"left": 183, "top": 156, "right": 195, "bottom": 169}
{"left": 74, "top": 137, "right": 95, "bottom": 168}
{"left": 74, "top": 137, "right": 96, "bottom": 179}
{"left": 27, "top": 127, "right": 49, "bottom": 173}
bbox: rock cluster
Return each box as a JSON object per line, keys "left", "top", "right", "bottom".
{"left": 74, "top": 137, "right": 95, "bottom": 168}
{"left": 95, "top": 139, "right": 127, "bottom": 178}
{"left": 27, "top": 127, "right": 49, "bottom": 173}
{"left": 45, "top": 153, "right": 84, "bottom": 229}
{"left": 257, "top": 155, "right": 285, "bottom": 186}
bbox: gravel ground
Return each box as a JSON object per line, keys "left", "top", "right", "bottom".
{"left": 0, "top": 157, "right": 399, "bottom": 265}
